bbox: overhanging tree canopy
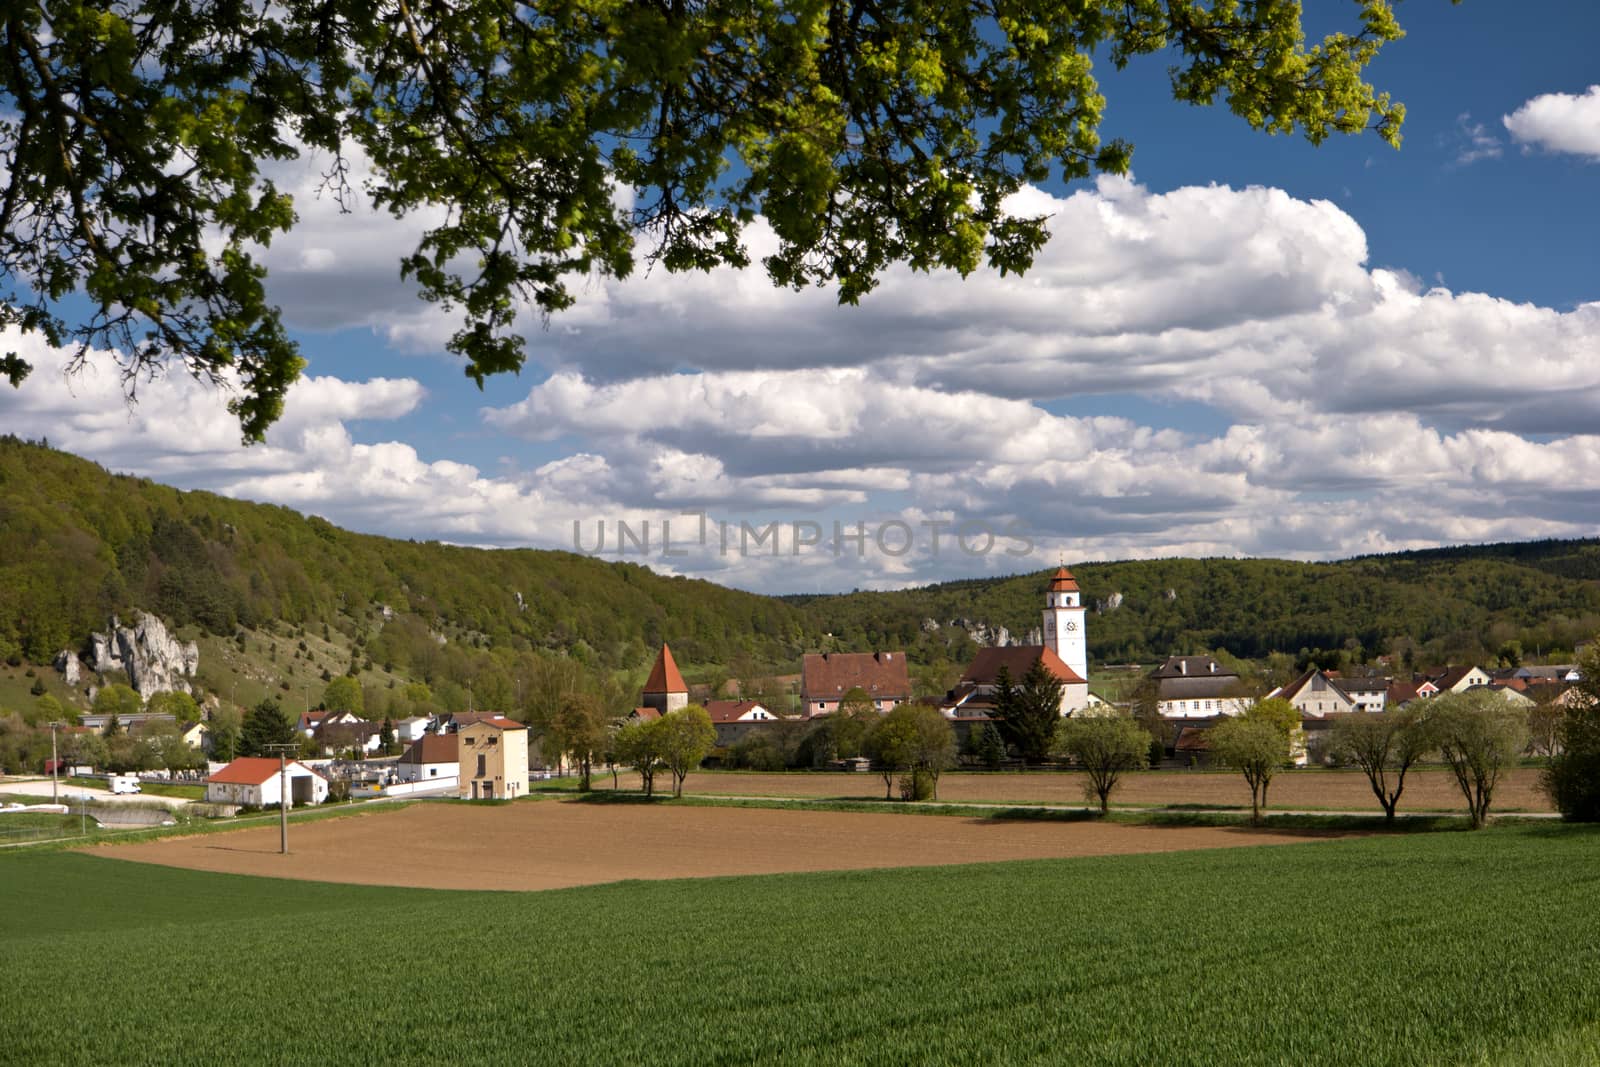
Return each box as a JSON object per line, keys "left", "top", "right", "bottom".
{"left": 1, "top": 1, "right": 1406, "bottom": 440}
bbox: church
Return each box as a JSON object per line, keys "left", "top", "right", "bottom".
{"left": 943, "top": 567, "right": 1093, "bottom": 717}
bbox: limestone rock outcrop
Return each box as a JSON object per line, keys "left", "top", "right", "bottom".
{"left": 85, "top": 612, "right": 200, "bottom": 699}
{"left": 54, "top": 649, "right": 82, "bottom": 686}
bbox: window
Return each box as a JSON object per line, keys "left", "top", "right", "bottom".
{"left": 476, "top": 754, "right": 486, "bottom": 778}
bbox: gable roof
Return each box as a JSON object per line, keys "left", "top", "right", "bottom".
{"left": 704, "top": 700, "right": 773, "bottom": 724}
{"left": 1149, "top": 656, "right": 1237, "bottom": 680}
{"left": 399, "top": 733, "right": 458, "bottom": 764}
{"left": 961, "top": 646, "right": 1085, "bottom": 687}
{"left": 642, "top": 643, "right": 689, "bottom": 696}
{"left": 1275, "top": 669, "right": 1355, "bottom": 706}
{"left": 1432, "top": 665, "right": 1486, "bottom": 692}
{"left": 801, "top": 652, "right": 912, "bottom": 698}
{"left": 207, "top": 757, "right": 320, "bottom": 786}
{"left": 460, "top": 715, "right": 525, "bottom": 732}
{"left": 629, "top": 706, "right": 661, "bottom": 721}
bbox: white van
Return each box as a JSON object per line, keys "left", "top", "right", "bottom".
{"left": 108, "top": 775, "right": 141, "bottom": 795}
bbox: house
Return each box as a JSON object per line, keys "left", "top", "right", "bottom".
{"left": 395, "top": 716, "right": 433, "bottom": 743}
{"left": 801, "top": 652, "right": 911, "bottom": 717}
{"left": 640, "top": 644, "right": 689, "bottom": 715}
{"left": 205, "top": 757, "right": 329, "bottom": 807}
{"left": 395, "top": 733, "right": 459, "bottom": 786}
{"left": 1430, "top": 665, "right": 1493, "bottom": 694}
{"left": 178, "top": 720, "right": 209, "bottom": 750}
{"left": 313, "top": 717, "right": 382, "bottom": 755}
{"left": 297, "top": 710, "right": 330, "bottom": 736}
{"left": 1146, "top": 656, "right": 1252, "bottom": 718}
{"left": 1332, "top": 674, "right": 1388, "bottom": 713}
{"left": 1272, "top": 669, "right": 1357, "bottom": 718}
{"left": 1485, "top": 684, "right": 1536, "bottom": 707}
{"left": 704, "top": 700, "right": 779, "bottom": 745}
{"left": 434, "top": 711, "right": 504, "bottom": 733}
{"left": 458, "top": 716, "right": 529, "bottom": 800}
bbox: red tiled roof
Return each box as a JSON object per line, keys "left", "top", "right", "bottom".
{"left": 399, "top": 733, "right": 458, "bottom": 764}
{"left": 704, "top": 700, "right": 771, "bottom": 724}
{"left": 208, "top": 757, "right": 312, "bottom": 786}
{"left": 1048, "top": 566, "right": 1079, "bottom": 592}
{"left": 630, "top": 707, "right": 661, "bottom": 721}
{"left": 961, "top": 646, "right": 1085, "bottom": 687}
{"left": 801, "top": 652, "right": 912, "bottom": 699}
{"left": 462, "top": 715, "right": 525, "bottom": 732}
{"left": 643, "top": 644, "right": 688, "bottom": 695}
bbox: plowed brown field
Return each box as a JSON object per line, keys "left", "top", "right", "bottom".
{"left": 94, "top": 801, "right": 1349, "bottom": 891}
{"left": 661, "top": 767, "right": 1552, "bottom": 812}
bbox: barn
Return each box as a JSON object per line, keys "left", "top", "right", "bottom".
{"left": 205, "top": 757, "right": 329, "bottom": 808}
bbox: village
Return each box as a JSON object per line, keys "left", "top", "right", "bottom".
{"left": 17, "top": 567, "right": 1582, "bottom": 816}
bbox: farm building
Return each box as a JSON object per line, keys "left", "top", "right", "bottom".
{"left": 800, "top": 651, "right": 911, "bottom": 717}
{"left": 458, "top": 717, "right": 529, "bottom": 800}
{"left": 704, "top": 700, "right": 780, "bottom": 745}
{"left": 396, "top": 734, "right": 459, "bottom": 786}
{"left": 205, "top": 757, "right": 329, "bottom": 807}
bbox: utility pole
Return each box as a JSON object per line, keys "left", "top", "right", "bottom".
{"left": 263, "top": 742, "right": 298, "bottom": 855}
{"left": 47, "top": 721, "right": 64, "bottom": 805}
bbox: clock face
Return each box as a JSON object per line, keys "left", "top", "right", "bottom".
{"left": 1064, "top": 621, "right": 1077, "bottom": 632}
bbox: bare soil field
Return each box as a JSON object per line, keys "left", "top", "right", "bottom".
{"left": 93, "top": 801, "right": 1346, "bottom": 891}
{"left": 647, "top": 766, "right": 1553, "bottom": 812}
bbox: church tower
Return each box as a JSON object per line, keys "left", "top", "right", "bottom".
{"left": 1042, "top": 566, "right": 1087, "bottom": 684}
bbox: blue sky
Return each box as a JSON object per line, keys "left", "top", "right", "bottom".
{"left": 6, "top": 2, "right": 1600, "bottom": 594}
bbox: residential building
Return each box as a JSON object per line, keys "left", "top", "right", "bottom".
{"left": 800, "top": 652, "right": 911, "bottom": 717}
{"left": 704, "top": 700, "right": 778, "bottom": 745}
{"left": 205, "top": 757, "right": 329, "bottom": 807}
{"left": 1431, "top": 665, "right": 1493, "bottom": 694}
{"left": 395, "top": 733, "right": 459, "bottom": 787}
{"left": 1272, "top": 669, "right": 1357, "bottom": 718}
{"left": 458, "top": 716, "right": 529, "bottom": 800}
{"left": 948, "top": 646, "right": 1087, "bottom": 718}
{"left": 1146, "top": 656, "right": 1252, "bottom": 718}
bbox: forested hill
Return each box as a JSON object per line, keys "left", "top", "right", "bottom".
{"left": 0, "top": 438, "right": 811, "bottom": 670}
{"left": 794, "top": 541, "right": 1600, "bottom": 667}
{"left": 5, "top": 437, "right": 1600, "bottom": 677}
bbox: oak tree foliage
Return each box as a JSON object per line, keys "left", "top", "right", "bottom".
{"left": 1, "top": 1, "right": 1406, "bottom": 439}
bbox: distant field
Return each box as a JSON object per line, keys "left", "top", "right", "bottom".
{"left": 92, "top": 799, "right": 1341, "bottom": 890}
{"left": 663, "top": 767, "right": 1555, "bottom": 813}
{"left": 4, "top": 825, "right": 1599, "bottom": 1065}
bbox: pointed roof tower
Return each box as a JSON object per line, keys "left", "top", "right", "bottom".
{"left": 643, "top": 643, "right": 688, "bottom": 697}
{"left": 1047, "top": 566, "right": 1079, "bottom": 592}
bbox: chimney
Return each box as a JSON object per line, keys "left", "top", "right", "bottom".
{"left": 1179, "top": 659, "right": 1187, "bottom": 675}
{"left": 1209, "top": 661, "right": 1217, "bottom": 674}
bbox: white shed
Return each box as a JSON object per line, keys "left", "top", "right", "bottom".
{"left": 205, "top": 757, "right": 329, "bottom": 807}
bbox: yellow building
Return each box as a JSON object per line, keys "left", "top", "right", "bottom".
{"left": 457, "top": 716, "right": 529, "bottom": 800}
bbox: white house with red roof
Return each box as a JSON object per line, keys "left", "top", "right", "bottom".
{"left": 395, "top": 733, "right": 459, "bottom": 787}
{"left": 205, "top": 757, "right": 329, "bottom": 808}
{"left": 704, "top": 699, "right": 779, "bottom": 744}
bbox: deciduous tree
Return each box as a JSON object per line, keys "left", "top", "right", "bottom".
{"left": 614, "top": 719, "right": 662, "bottom": 798}
{"left": 1331, "top": 705, "right": 1432, "bottom": 820}
{"left": 322, "top": 676, "right": 364, "bottom": 716}
{"left": 1209, "top": 716, "right": 1289, "bottom": 825}
{"left": 1543, "top": 642, "right": 1600, "bottom": 822}
{"left": 657, "top": 705, "right": 717, "bottom": 798}
{"left": 1429, "top": 690, "right": 1529, "bottom": 830}
{"left": 1055, "top": 713, "right": 1152, "bottom": 815}
{"left": 0, "top": 2, "right": 1406, "bottom": 438}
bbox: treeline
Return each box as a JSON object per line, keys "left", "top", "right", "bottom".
{"left": 793, "top": 550, "right": 1600, "bottom": 669}
{"left": 0, "top": 438, "right": 813, "bottom": 670}
{"left": 6, "top": 438, "right": 1600, "bottom": 679}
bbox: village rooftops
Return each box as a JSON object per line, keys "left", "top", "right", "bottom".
{"left": 207, "top": 757, "right": 324, "bottom": 786}
{"left": 801, "top": 651, "right": 911, "bottom": 698}
{"left": 1149, "top": 656, "right": 1237, "bottom": 680}
{"left": 399, "top": 733, "right": 458, "bottom": 764}
{"left": 704, "top": 700, "right": 777, "bottom": 724}
{"left": 461, "top": 715, "right": 526, "bottom": 731}
{"left": 960, "top": 646, "right": 1084, "bottom": 687}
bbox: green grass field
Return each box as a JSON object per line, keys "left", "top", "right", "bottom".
{"left": 3, "top": 824, "right": 1599, "bottom": 1065}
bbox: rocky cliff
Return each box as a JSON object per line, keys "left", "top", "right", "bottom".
{"left": 70, "top": 612, "right": 200, "bottom": 698}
